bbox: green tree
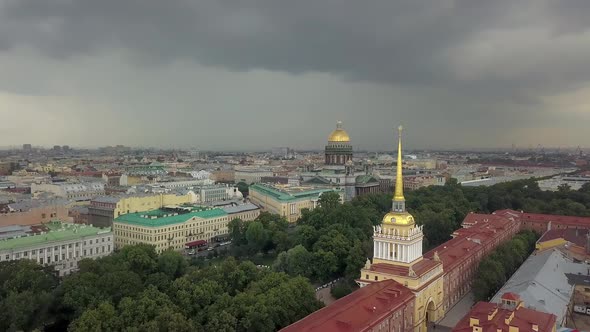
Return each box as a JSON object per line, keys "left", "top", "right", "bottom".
{"left": 282, "top": 245, "right": 314, "bottom": 277}
{"left": 245, "top": 221, "right": 268, "bottom": 253}
{"left": 205, "top": 310, "right": 237, "bottom": 332}
{"left": 158, "top": 249, "right": 188, "bottom": 278}
{"left": 318, "top": 191, "right": 341, "bottom": 209}
{"left": 237, "top": 182, "right": 249, "bottom": 197}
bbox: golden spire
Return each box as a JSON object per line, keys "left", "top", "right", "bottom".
{"left": 394, "top": 125, "right": 404, "bottom": 201}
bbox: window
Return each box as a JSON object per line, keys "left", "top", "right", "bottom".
{"left": 55, "top": 255, "right": 58, "bottom": 262}
{"left": 366, "top": 274, "right": 369, "bottom": 279}
{"left": 374, "top": 276, "right": 378, "bottom": 281}
{"left": 68, "top": 244, "right": 72, "bottom": 248}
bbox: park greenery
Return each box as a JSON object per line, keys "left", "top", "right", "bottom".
{"left": 0, "top": 245, "right": 322, "bottom": 332}
{"left": 218, "top": 178, "right": 590, "bottom": 298}
{"left": 472, "top": 230, "right": 538, "bottom": 301}
{"left": 228, "top": 192, "right": 373, "bottom": 284}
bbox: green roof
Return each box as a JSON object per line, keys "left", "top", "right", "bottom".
{"left": 0, "top": 221, "right": 111, "bottom": 251}
{"left": 249, "top": 184, "right": 340, "bottom": 202}
{"left": 355, "top": 175, "right": 379, "bottom": 184}
{"left": 114, "top": 206, "right": 227, "bottom": 227}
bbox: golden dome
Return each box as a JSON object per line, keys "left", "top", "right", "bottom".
{"left": 328, "top": 121, "right": 351, "bottom": 142}
{"left": 382, "top": 211, "right": 415, "bottom": 225}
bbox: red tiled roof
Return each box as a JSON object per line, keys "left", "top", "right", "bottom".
{"left": 501, "top": 292, "right": 520, "bottom": 301}
{"left": 538, "top": 228, "right": 589, "bottom": 248}
{"left": 520, "top": 212, "right": 590, "bottom": 228}
{"left": 281, "top": 279, "right": 414, "bottom": 332}
{"left": 424, "top": 212, "right": 516, "bottom": 272}
{"left": 453, "top": 301, "right": 556, "bottom": 332}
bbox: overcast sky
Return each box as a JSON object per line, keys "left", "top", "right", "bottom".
{"left": 1, "top": 1, "right": 590, "bottom": 151}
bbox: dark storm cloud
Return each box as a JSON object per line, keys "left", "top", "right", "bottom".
{"left": 2, "top": 0, "right": 590, "bottom": 101}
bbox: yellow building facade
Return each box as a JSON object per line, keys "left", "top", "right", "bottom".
{"left": 113, "top": 193, "right": 195, "bottom": 218}
{"left": 249, "top": 184, "right": 343, "bottom": 223}
{"left": 358, "top": 126, "right": 444, "bottom": 332}
{"left": 114, "top": 208, "right": 229, "bottom": 253}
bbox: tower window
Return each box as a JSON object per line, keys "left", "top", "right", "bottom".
{"left": 374, "top": 276, "right": 378, "bottom": 281}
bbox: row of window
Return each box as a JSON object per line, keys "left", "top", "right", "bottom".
{"left": 117, "top": 217, "right": 228, "bottom": 234}
{"left": 2, "top": 245, "right": 111, "bottom": 262}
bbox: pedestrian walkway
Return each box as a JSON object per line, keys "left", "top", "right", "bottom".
{"left": 437, "top": 292, "right": 475, "bottom": 329}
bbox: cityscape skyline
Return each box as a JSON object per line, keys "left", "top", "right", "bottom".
{"left": 2, "top": 1, "right": 590, "bottom": 150}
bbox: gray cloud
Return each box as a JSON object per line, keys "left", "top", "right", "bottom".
{"left": 1, "top": 1, "right": 590, "bottom": 149}
{"left": 1, "top": 1, "right": 589, "bottom": 92}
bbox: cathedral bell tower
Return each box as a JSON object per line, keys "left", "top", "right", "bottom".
{"left": 372, "top": 126, "right": 424, "bottom": 265}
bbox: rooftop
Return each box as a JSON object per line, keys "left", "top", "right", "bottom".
{"left": 0, "top": 221, "right": 111, "bottom": 251}
{"left": 489, "top": 249, "right": 588, "bottom": 325}
{"left": 249, "top": 183, "right": 340, "bottom": 202}
{"left": 538, "top": 228, "right": 589, "bottom": 248}
{"left": 222, "top": 203, "right": 260, "bottom": 214}
{"left": 114, "top": 205, "right": 227, "bottom": 227}
{"left": 453, "top": 300, "right": 556, "bottom": 332}
{"left": 281, "top": 279, "right": 413, "bottom": 332}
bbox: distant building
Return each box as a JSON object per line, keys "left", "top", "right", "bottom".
{"left": 22, "top": 144, "right": 32, "bottom": 152}
{"left": 196, "top": 185, "right": 242, "bottom": 203}
{"left": 53, "top": 145, "right": 61, "bottom": 152}
{"left": 0, "top": 201, "right": 71, "bottom": 227}
{"left": 271, "top": 147, "right": 291, "bottom": 158}
{"left": 299, "top": 121, "right": 380, "bottom": 201}
{"left": 0, "top": 221, "right": 113, "bottom": 277}
{"left": 260, "top": 176, "right": 289, "bottom": 185}
{"left": 403, "top": 175, "right": 446, "bottom": 191}
{"left": 211, "top": 170, "right": 235, "bottom": 183}
{"left": 234, "top": 168, "right": 273, "bottom": 184}
{"left": 222, "top": 203, "right": 260, "bottom": 222}
{"left": 152, "top": 178, "right": 214, "bottom": 189}
{"left": 0, "top": 162, "right": 15, "bottom": 175}
{"left": 31, "top": 182, "right": 105, "bottom": 201}
{"left": 249, "top": 183, "right": 342, "bottom": 223}
{"left": 453, "top": 293, "right": 556, "bottom": 332}
{"left": 88, "top": 192, "right": 194, "bottom": 228}
{"left": 102, "top": 173, "right": 122, "bottom": 187}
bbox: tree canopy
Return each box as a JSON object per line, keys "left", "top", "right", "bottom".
{"left": 0, "top": 245, "right": 322, "bottom": 331}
